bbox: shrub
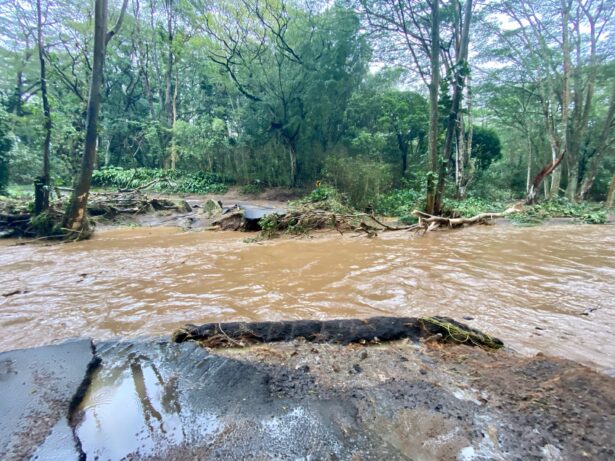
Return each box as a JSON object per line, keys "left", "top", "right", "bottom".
{"left": 323, "top": 155, "right": 393, "bottom": 210}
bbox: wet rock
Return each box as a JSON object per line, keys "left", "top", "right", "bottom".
{"left": 74, "top": 339, "right": 391, "bottom": 460}
{"left": 0, "top": 339, "right": 94, "bottom": 461}
{"left": 202, "top": 199, "right": 224, "bottom": 217}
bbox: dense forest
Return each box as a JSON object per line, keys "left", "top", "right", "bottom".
{"left": 0, "top": 0, "right": 614, "bottom": 235}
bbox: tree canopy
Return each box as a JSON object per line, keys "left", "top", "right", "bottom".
{"left": 0, "top": 0, "right": 613, "bottom": 211}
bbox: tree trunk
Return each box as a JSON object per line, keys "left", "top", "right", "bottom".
{"left": 170, "top": 72, "right": 179, "bottom": 170}
{"left": 425, "top": 0, "right": 440, "bottom": 214}
{"left": 63, "top": 0, "right": 128, "bottom": 237}
{"left": 397, "top": 133, "right": 409, "bottom": 177}
{"left": 577, "top": 80, "right": 615, "bottom": 200}
{"left": 526, "top": 127, "right": 532, "bottom": 193}
{"left": 567, "top": 4, "right": 597, "bottom": 200}
{"left": 164, "top": 0, "right": 175, "bottom": 169}
{"left": 607, "top": 173, "right": 615, "bottom": 209}
{"left": 289, "top": 144, "right": 297, "bottom": 188}
{"left": 526, "top": 150, "right": 565, "bottom": 204}
{"left": 35, "top": 0, "right": 51, "bottom": 215}
{"left": 565, "top": 154, "right": 579, "bottom": 200}
{"left": 459, "top": 76, "right": 474, "bottom": 199}
{"left": 549, "top": 0, "right": 572, "bottom": 200}
{"left": 13, "top": 70, "right": 23, "bottom": 116}
{"left": 434, "top": 0, "right": 473, "bottom": 213}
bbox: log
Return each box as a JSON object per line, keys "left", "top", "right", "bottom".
{"left": 171, "top": 316, "right": 503, "bottom": 349}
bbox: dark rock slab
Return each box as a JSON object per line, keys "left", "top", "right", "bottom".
{"left": 0, "top": 339, "right": 94, "bottom": 461}
{"left": 73, "top": 339, "right": 393, "bottom": 460}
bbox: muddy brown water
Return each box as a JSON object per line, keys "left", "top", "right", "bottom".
{"left": 1, "top": 224, "right": 614, "bottom": 372}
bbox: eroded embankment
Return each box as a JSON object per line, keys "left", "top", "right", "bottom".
{"left": 2, "top": 318, "right": 613, "bottom": 460}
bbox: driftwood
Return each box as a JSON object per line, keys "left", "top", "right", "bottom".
{"left": 411, "top": 203, "right": 522, "bottom": 232}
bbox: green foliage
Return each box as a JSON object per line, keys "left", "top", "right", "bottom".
{"left": 443, "top": 197, "right": 506, "bottom": 217}
{"left": 375, "top": 187, "right": 423, "bottom": 217}
{"left": 91, "top": 167, "right": 228, "bottom": 194}
{"left": 323, "top": 155, "right": 393, "bottom": 210}
{"left": 297, "top": 185, "right": 339, "bottom": 204}
{"left": 508, "top": 198, "right": 607, "bottom": 225}
{"left": 240, "top": 183, "right": 265, "bottom": 195}
{"left": 28, "top": 210, "right": 61, "bottom": 236}
{"left": 472, "top": 127, "right": 502, "bottom": 171}
{"left": 291, "top": 185, "right": 353, "bottom": 214}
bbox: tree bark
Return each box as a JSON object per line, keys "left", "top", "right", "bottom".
{"left": 425, "top": 0, "right": 440, "bottom": 214}
{"left": 526, "top": 125, "right": 532, "bottom": 193}
{"left": 547, "top": 2, "right": 571, "bottom": 200}
{"left": 607, "top": 172, "right": 615, "bottom": 209}
{"left": 526, "top": 150, "right": 565, "bottom": 204}
{"left": 63, "top": 0, "right": 128, "bottom": 237}
{"left": 35, "top": 0, "right": 51, "bottom": 214}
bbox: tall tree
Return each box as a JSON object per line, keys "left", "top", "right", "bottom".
{"left": 34, "top": 0, "right": 52, "bottom": 214}
{"left": 433, "top": 0, "right": 473, "bottom": 213}
{"left": 63, "top": 0, "right": 128, "bottom": 237}
{"left": 357, "top": 0, "right": 444, "bottom": 212}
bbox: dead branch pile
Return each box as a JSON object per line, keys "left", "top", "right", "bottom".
{"left": 258, "top": 200, "right": 414, "bottom": 238}
{"left": 0, "top": 191, "right": 191, "bottom": 238}
{"left": 88, "top": 191, "right": 190, "bottom": 217}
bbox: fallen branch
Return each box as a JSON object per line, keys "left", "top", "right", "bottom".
{"left": 411, "top": 203, "right": 522, "bottom": 232}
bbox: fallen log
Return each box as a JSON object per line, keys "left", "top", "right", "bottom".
{"left": 171, "top": 316, "right": 503, "bottom": 349}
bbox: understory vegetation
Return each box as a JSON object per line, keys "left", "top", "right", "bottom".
{"left": 91, "top": 167, "right": 228, "bottom": 194}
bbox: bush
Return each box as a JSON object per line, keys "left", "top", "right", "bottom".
{"left": 375, "top": 188, "right": 423, "bottom": 217}
{"left": 92, "top": 167, "right": 228, "bottom": 194}
{"left": 323, "top": 155, "right": 393, "bottom": 210}
{"left": 290, "top": 185, "right": 353, "bottom": 214}
{"left": 508, "top": 198, "right": 607, "bottom": 225}
{"left": 443, "top": 197, "right": 506, "bottom": 217}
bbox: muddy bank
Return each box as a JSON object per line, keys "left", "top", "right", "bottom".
{"left": 2, "top": 332, "right": 613, "bottom": 460}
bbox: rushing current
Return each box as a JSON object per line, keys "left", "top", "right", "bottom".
{"left": 1, "top": 224, "right": 613, "bottom": 372}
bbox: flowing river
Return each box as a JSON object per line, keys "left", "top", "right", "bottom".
{"left": 1, "top": 224, "right": 614, "bottom": 372}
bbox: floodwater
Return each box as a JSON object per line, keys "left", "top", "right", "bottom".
{"left": 1, "top": 224, "right": 614, "bottom": 371}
